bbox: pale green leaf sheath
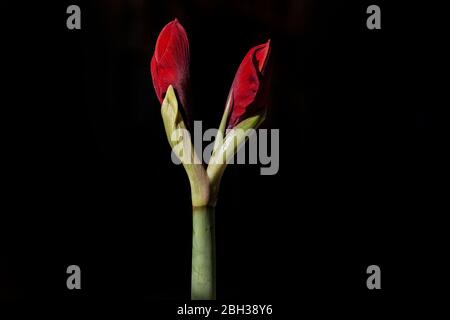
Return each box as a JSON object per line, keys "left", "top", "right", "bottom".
{"left": 161, "top": 86, "right": 209, "bottom": 207}
{"left": 207, "top": 106, "right": 265, "bottom": 205}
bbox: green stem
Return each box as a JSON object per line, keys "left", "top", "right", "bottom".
{"left": 191, "top": 206, "right": 216, "bottom": 300}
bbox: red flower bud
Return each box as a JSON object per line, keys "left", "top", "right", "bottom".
{"left": 151, "top": 19, "right": 190, "bottom": 113}
{"left": 227, "top": 40, "right": 271, "bottom": 128}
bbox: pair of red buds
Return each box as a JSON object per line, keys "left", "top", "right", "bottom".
{"left": 149, "top": 19, "right": 271, "bottom": 300}
{"left": 150, "top": 19, "right": 271, "bottom": 129}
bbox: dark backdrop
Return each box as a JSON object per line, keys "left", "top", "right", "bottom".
{"left": 2, "top": 0, "right": 443, "bottom": 316}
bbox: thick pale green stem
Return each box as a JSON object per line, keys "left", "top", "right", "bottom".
{"left": 191, "top": 206, "right": 216, "bottom": 300}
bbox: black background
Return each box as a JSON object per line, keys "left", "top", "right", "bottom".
{"left": 2, "top": 0, "right": 444, "bottom": 317}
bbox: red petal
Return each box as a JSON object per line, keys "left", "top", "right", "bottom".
{"left": 150, "top": 19, "right": 190, "bottom": 111}
{"left": 228, "top": 40, "right": 271, "bottom": 128}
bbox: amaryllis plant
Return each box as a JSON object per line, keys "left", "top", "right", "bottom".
{"left": 150, "top": 19, "right": 271, "bottom": 300}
